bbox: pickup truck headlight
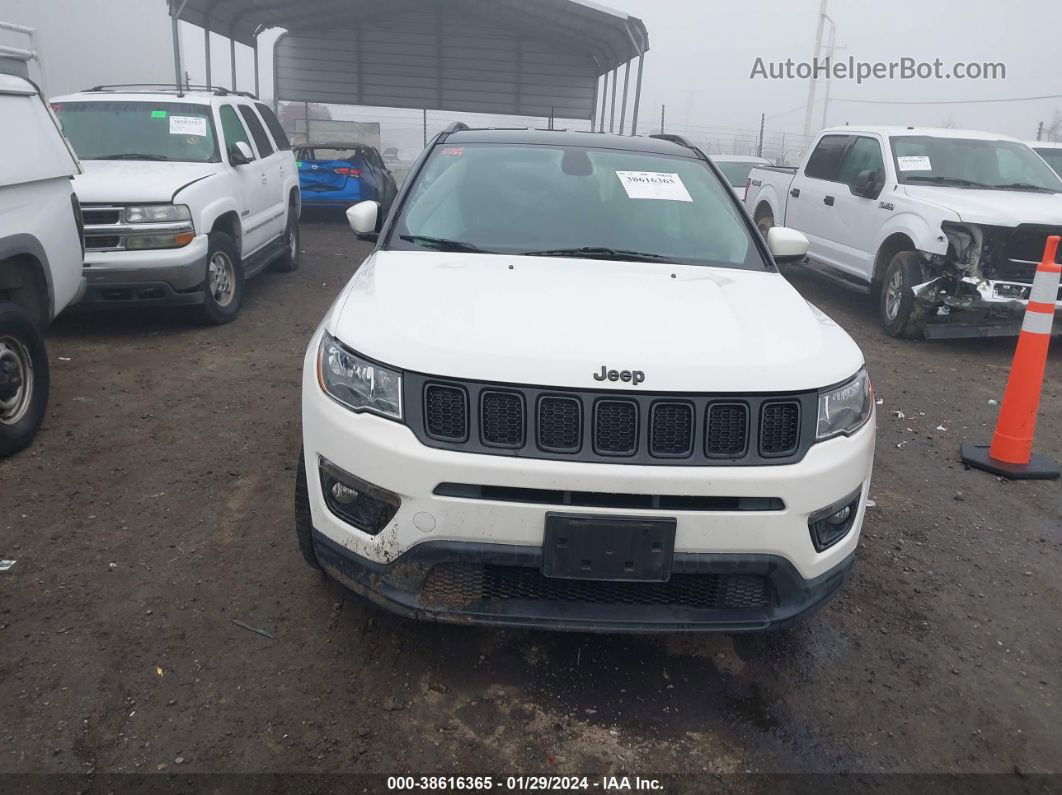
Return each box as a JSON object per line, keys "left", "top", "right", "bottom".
{"left": 317, "top": 333, "right": 402, "bottom": 420}
{"left": 124, "top": 204, "right": 191, "bottom": 223}
{"left": 816, "top": 366, "right": 872, "bottom": 441}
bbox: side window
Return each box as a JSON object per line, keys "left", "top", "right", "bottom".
{"left": 255, "top": 103, "right": 291, "bottom": 150}
{"left": 838, "top": 137, "right": 885, "bottom": 186}
{"left": 219, "top": 105, "right": 253, "bottom": 159}
{"left": 238, "top": 105, "right": 274, "bottom": 157}
{"left": 804, "top": 135, "right": 851, "bottom": 182}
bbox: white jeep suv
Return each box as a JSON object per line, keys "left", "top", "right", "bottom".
{"left": 297, "top": 127, "right": 876, "bottom": 632}
{"left": 50, "top": 86, "right": 300, "bottom": 323}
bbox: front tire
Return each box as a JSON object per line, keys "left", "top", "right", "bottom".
{"left": 199, "top": 232, "right": 244, "bottom": 325}
{"left": 0, "top": 302, "right": 50, "bottom": 457}
{"left": 295, "top": 450, "right": 321, "bottom": 570}
{"left": 272, "top": 210, "right": 300, "bottom": 273}
{"left": 880, "top": 251, "right": 929, "bottom": 339}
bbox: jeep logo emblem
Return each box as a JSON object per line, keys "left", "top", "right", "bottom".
{"left": 594, "top": 366, "right": 645, "bottom": 385}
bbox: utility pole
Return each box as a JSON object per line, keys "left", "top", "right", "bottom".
{"left": 757, "top": 113, "right": 765, "bottom": 158}
{"left": 660, "top": 104, "right": 665, "bottom": 134}
{"left": 1037, "top": 121, "right": 1044, "bottom": 142}
{"left": 820, "top": 15, "right": 840, "bottom": 131}
{"left": 803, "top": 0, "right": 829, "bottom": 140}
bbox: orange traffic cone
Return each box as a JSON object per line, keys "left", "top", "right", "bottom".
{"left": 961, "top": 235, "right": 1061, "bottom": 479}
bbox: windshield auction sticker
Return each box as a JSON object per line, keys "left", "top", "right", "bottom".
{"left": 616, "top": 171, "right": 693, "bottom": 202}
{"left": 896, "top": 155, "right": 933, "bottom": 172}
{"left": 169, "top": 115, "right": 208, "bottom": 136}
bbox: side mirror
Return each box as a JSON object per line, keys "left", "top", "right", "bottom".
{"left": 346, "top": 200, "right": 380, "bottom": 240}
{"left": 851, "top": 169, "right": 881, "bottom": 198}
{"left": 229, "top": 141, "right": 254, "bottom": 166}
{"left": 767, "top": 226, "right": 810, "bottom": 264}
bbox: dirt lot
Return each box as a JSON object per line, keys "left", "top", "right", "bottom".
{"left": 1, "top": 216, "right": 1060, "bottom": 778}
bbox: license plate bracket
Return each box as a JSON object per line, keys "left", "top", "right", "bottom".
{"left": 542, "top": 513, "right": 677, "bottom": 582}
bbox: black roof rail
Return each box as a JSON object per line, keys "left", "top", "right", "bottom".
{"left": 82, "top": 83, "right": 256, "bottom": 99}
{"left": 649, "top": 133, "right": 710, "bottom": 162}
{"left": 437, "top": 121, "right": 470, "bottom": 142}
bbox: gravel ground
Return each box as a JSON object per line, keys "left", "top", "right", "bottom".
{"left": 1, "top": 216, "right": 1060, "bottom": 778}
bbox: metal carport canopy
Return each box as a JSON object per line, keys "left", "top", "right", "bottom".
{"left": 171, "top": 0, "right": 649, "bottom": 127}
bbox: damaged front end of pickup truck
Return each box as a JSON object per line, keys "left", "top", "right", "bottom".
{"left": 909, "top": 222, "right": 1062, "bottom": 338}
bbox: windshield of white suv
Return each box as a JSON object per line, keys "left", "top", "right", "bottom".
{"left": 389, "top": 143, "right": 767, "bottom": 270}
{"left": 890, "top": 136, "right": 1062, "bottom": 192}
{"left": 53, "top": 101, "right": 220, "bottom": 163}
{"left": 1033, "top": 147, "right": 1062, "bottom": 178}
{"left": 715, "top": 160, "right": 766, "bottom": 187}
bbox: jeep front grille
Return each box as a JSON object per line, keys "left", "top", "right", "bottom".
{"left": 405, "top": 374, "right": 814, "bottom": 466}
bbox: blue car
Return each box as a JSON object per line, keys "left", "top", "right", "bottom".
{"left": 294, "top": 143, "right": 398, "bottom": 211}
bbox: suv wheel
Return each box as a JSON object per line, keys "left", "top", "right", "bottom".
{"left": 295, "top": 450, "right": 321, "bottom": 569}
{"left": 880, "top": 251, "right": 929, "bottom": 339}
{"left": 273, "top": 211, "right": 300, "bottom": 273}
{"left": 0, "top": 302, "right": 50, "bottom": 457}
{"left": 199, "top": 232, "right": 244, "bottom": 325}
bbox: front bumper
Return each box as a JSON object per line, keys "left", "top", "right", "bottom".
{"left": 920, "top": 276, "right": 1062, "bottom": 338}
{"left": 312, "top": 530, "right": 855, "bottom": 632}
{"left": 79, "top": 234, "right": 209, "bottom": 305}
{"left": 302, "top": 333, "right": 875, "bottom": 631}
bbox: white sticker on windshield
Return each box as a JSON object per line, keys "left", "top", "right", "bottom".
{"left": 169, "top": 115, "right": 207, "bottom": 136}
{"left": 897, "top": 155, "right": 933, "bottom": 172}
{"left": 616, "top": 171, "right": 693, "bottom": 202}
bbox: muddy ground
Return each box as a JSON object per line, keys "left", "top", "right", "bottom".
{"left": 1, "top": 216, "right": 1060, "bottom": 779}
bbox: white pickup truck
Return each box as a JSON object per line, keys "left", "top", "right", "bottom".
{"left": 50, "top": 86, "right": 301, "bottom": 324}
{"left": 745, "top": 126, "right": 1062, "bottom": 338}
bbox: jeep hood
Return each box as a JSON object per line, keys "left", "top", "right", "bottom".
{"left": 902, "top": 185, "right": 1062, "bottom": 226}
{"left": 72, "top": 160, "right": 218, "bottom": 204}
{"left": 327, "top": 252, "right": 864, "bottom": 393}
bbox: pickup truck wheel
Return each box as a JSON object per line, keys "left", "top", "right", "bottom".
{"left": 199, "top": 232, "right": 244, "bottom": 325}
{"left": 756, "top": 211, "right": 774, "bottom": 239}
{"left": 0, "top": 302, "right": 49, "bottom": 457}
{"left": 295, "top": 450, "right": 322, "bottom": 570}
{"left": 880, "top": 251, "right": 928, "bottom": 339}
{"left": 272, "top": 212, "right": 300, "bottom": 273}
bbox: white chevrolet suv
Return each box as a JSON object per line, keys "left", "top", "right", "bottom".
{"left": 50, "top": 86, "right": 300, "bottom": 323}
{"left": 297, "top": 127, "right": 876, "bottom": 632}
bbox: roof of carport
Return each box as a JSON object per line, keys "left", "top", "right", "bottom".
{"left": 172, "top": 0, "right": 649, "bottom": 74}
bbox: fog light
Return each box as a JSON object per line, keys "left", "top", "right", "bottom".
{"left": 319, "top": 457, "right": 400, "bottom": 535}
{"left": 808, "top": 487, "right": 862, "bottom": 552}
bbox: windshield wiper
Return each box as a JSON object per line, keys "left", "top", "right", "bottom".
{"left": 904, "top": 175, "right": 992, "bottom": 189}
{"left": 521, "top": 246, "right": 673, "bottom": 263}
{"left": 94, "top": 153, "right": 171, "bottom": 161}
{"left": 991, "top": 182, "right": 1057, "bottom": 193}
{"left": 399, "top": 235, "right": 492, "bottom": 253}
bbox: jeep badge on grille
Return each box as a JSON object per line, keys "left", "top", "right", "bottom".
{"left": 594, "top": 366, "right": 645, "bottom": 385}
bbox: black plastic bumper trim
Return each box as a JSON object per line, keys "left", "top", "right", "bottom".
{"left": 311, "top": 530, "right": 854, "bottom": 633}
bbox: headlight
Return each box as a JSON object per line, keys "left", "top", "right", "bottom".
{"left": 317, "top": 333, "right": 402, "bottom": 420}
{"left": 124, "top": 204, "right": 192, "bottom": 223}
{"left": 816, "top": 366, "right": 872, "bottom": 441}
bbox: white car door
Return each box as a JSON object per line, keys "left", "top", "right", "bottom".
{"left": 832, "top": 135, "right": 889, "bottom": 280}
{"left": 786, "top": 134, "right": 851, "bottom": 271}
{"left": 237, "top": 104, "right": 286, "bottom": 240}
{"left": 217, "top": 104, "right": 270, "bottom": 255}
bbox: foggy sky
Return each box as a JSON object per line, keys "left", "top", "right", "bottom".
{"left": 3, "top": 0, "right": 1060, "bottom": 151}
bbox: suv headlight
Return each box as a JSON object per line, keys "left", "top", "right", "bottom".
{"left": 317, "top": 333, "right": 402, "bottom": 420}
{"left": 124, "top": 204, "right": 191, "bottom": 223}
{"left": 816, "top": 366, "right": 872, "bottom": 441}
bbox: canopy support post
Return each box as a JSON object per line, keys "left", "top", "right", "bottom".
{"left": 608, "top": 67, "right": 618, "bottom": 133}
{"left": 169, "top": 1, "right": 183, "bottom": 89}
{"left": 618, "top": 60, "right": 631, "bottom": 135}
{"left": 204, "top": 27, "right": 211, "bottom": 88}
{"left": 252, "top": 35, "right": 260, "bottom": 97}
{"left": 630, "top": 54, "right": 644, "bottom": 135}
{"left": 598, "top": 71, "right": 609, "bottom": 132}
{"left": 230, "top": 38, "right": 237, "bottom": 91}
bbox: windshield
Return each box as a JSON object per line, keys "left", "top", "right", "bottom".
{"left": 53, "top": 101, "right": 220, "bottom": 163}
{"left": 715, "top": 160, "right": 764, "bottom": 187}
{"left": 890, "top": 136, "right": 1062, "bottom": 192}
{"left": 389, "top": 143, "right": 765, "bottom": 270}
{"left": 1033, "top": 147, "right": 1062, "bottom": 178}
